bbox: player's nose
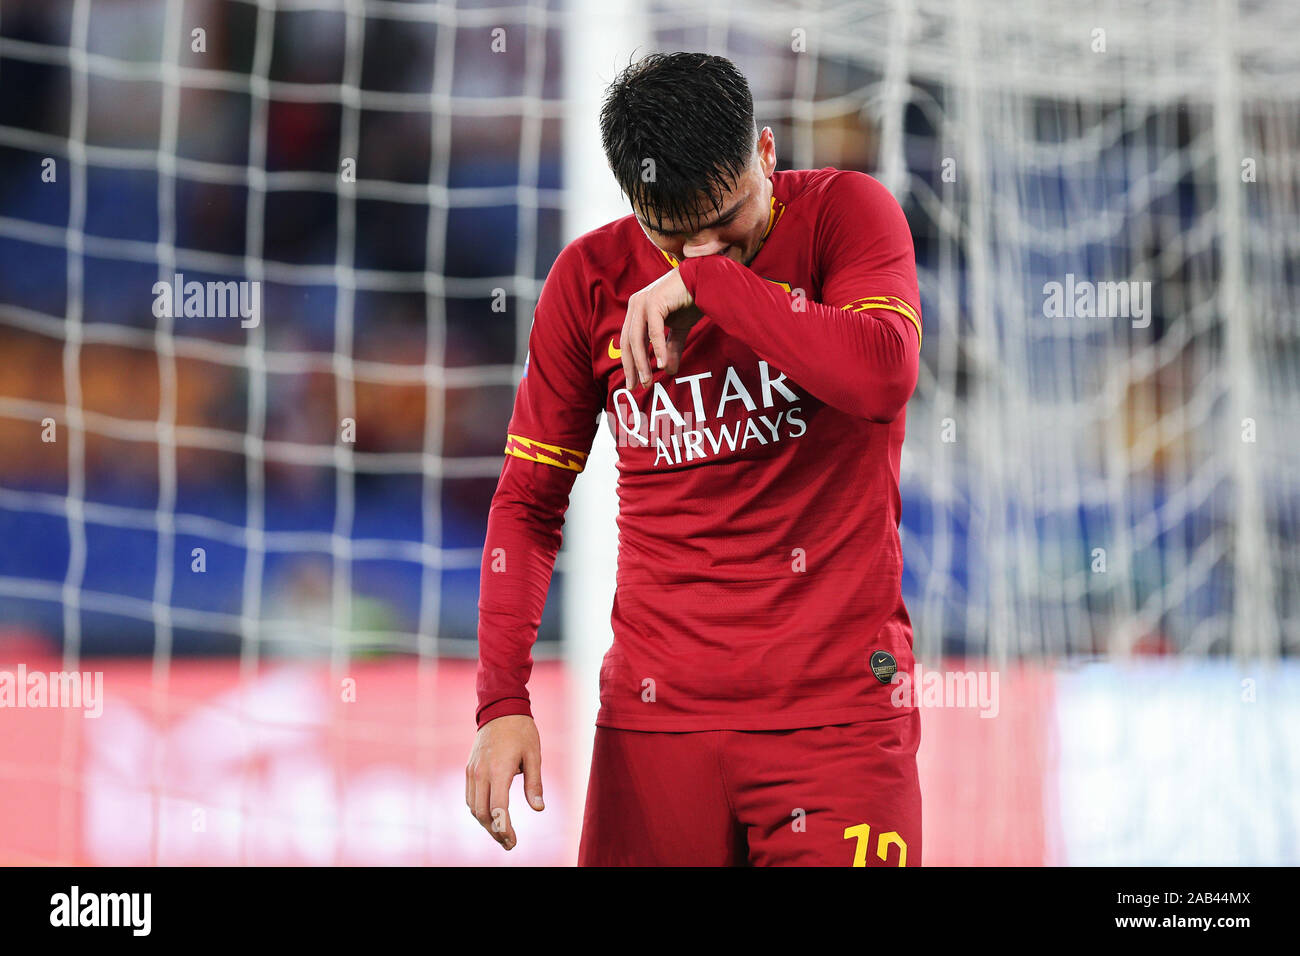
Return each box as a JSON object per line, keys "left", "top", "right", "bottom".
{"left": 681, "top": 233, "right": 728, "bottom": 257}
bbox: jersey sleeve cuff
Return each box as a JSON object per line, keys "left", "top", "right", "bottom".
{"left": 676, "top": 254, "right": 734, "bottom": 318}
{"left": 675, "top": 254, "right": 707, "bottom": 295}
{"left": 476, "top": 697, "right": 533, "bottom": 728}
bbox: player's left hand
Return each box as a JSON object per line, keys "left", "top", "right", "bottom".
{"left": 621, "top": 267, "right": 703, "bottom": 386}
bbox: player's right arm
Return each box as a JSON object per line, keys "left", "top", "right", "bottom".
{"left": 466, "top": 239, "right": 602, "bottom": 851}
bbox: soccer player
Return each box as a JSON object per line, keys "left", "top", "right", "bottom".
{"left": 466, "top": 52, "right": 922, "bottom": 866}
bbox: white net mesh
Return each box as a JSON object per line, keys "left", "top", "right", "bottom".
{"left": 0, "top": 0, "right": 566, "bottom": 864}
{"left": 0, "top": 0, "right": 565, "bottom": 662}
{"left": 1, "top": 0, "right": 1294, "bottom": 691}
{"left": 630, "top": 0, "right": 1300, "bottom": 662}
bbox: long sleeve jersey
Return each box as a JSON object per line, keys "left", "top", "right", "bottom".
{"left": 476, "top": 167, "right": 922, "bottom": 731}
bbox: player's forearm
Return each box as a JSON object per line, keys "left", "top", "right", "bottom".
{"left": 677, "top": 254, "right": 919, "bottom": 422}
{"left": 475, "top": 456, "right": 576, "bottom": 727}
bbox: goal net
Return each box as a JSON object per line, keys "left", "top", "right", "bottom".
{"left": 562, "top": 0, "right": 1300, "bottom": 864}
{"left": 626, "top": 0, "right": 1300, "bottom": 664}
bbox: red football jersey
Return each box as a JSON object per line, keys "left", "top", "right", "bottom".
{"left": 477, "top": 167, "right": 922, "bottom": 731}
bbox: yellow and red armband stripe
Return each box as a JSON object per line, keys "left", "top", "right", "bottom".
{"left": 841, "top": 294, "right": 923, "bottom": 347}
{"left": 504, "top": 434, "right": 588, "bottom": 473}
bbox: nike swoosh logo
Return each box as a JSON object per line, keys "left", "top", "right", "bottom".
{"left": 608, "top": 337, "right": 622, "bottom": 360}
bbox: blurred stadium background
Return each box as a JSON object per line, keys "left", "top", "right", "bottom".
{"left": 0, "top": 0, "right": 1297, "bottom": 865}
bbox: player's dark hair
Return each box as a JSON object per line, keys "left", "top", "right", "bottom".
{"left": 600, "top": 52, "right": 757, "bottom": 234}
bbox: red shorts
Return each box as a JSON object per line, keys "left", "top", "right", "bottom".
{"left": 577, "top": 710, "right": 921, "bottom": 866}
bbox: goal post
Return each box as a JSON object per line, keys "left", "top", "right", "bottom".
{"left": 560, "top": 0, "right": 649, "bottom": 861}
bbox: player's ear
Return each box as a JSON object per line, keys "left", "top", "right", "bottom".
{"left": 757, "top": 127, "right": 777, "bottom": 175}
